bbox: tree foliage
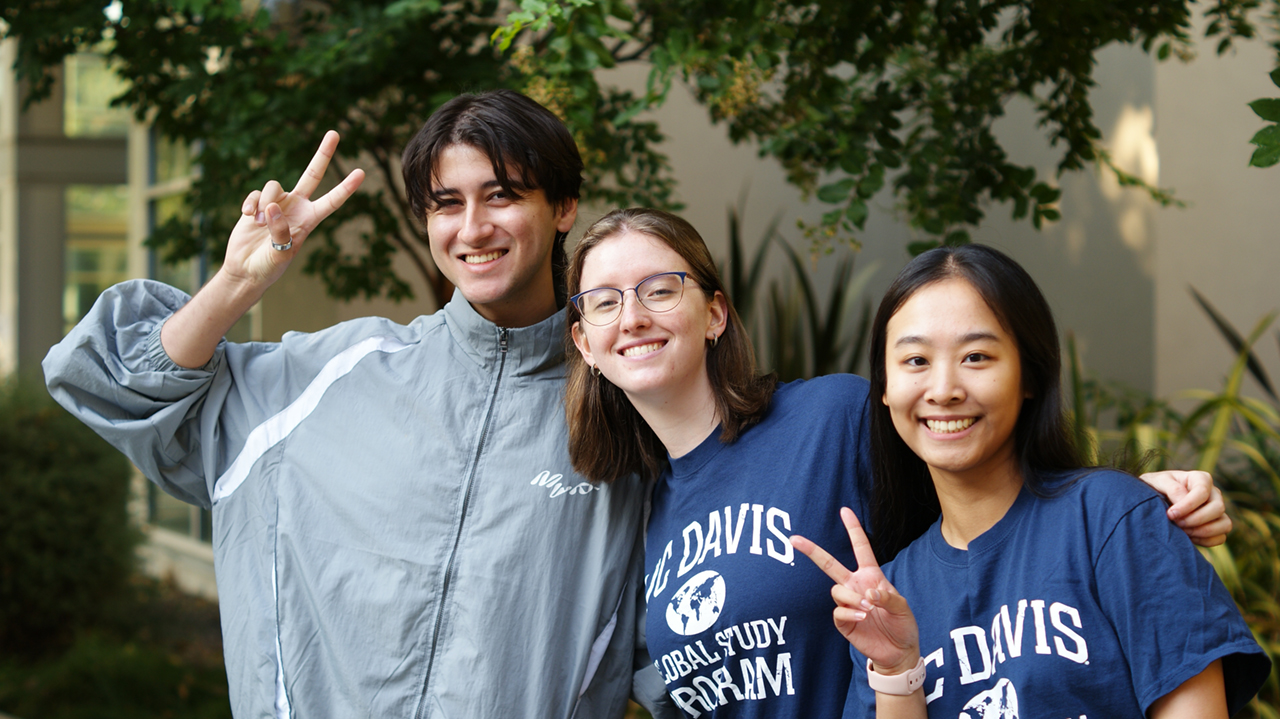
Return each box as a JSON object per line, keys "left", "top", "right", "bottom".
{"left": 498, "top": 0, "right": 1277, "bottom": 254}
{"left": 1, "top": 0, "right": 676, "bottom": 305}
{"left": 2, "top": 0, "right": 1276, "bottom": 303}
{"left": 1249, "top": 67, "right": 1280, "bottom": 168}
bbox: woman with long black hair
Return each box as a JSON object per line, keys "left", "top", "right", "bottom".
{"left": 792, "top": 244, "right": 1269, "bottom": 718}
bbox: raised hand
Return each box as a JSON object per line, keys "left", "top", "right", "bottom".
{"left": 222, "top": 130, "right": 365, "bottom": 292}
{"left": 158, "top": 132, "right": 365, "bottom": 369}
{"left": 790, "top": 508, "right": 921, "bottom": 675}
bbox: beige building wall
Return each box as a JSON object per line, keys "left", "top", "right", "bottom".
{"left": 600, "top": 32, "right": 1278, "bottom": 399}
{"left": 1153, "top": 30, "right": 1280, "bottom": 400}
{"left": 600, "top": 47, "right": 1158, "bottom": 392}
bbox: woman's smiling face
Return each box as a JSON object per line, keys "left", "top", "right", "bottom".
{"left": 883, "top": 278, "right": 1027, "bottom": 487}
{"left": 570, "top": 230, "right": 725, "bottom": 406}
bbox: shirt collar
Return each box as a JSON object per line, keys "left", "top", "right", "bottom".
{"left": 442, "top": 296, "right": 566, "bottom": 374}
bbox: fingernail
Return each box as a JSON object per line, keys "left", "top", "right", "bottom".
{"left": 268, "top": 206, "right": 282, "bottom": 220}
{"left": 852, "top": 611, "right": 866, "bottom": 621}
{"left": 256, "top": 212, "right": 266, "bottom": 224}
{"left": 860, "top": 599, "right": 873, "bottom": 610}
{"left": 242, "top": 199, "right": 252, "bottom": 213}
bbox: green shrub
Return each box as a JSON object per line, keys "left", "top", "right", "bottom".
{"left": 0, "top": 633, "right": 231, "bottom": 719}
{"left": 0, "top": 376, "right": 137, "bottom": 656}
{"left": 1070, "top": 302, "right": 1280, "bottom": 718}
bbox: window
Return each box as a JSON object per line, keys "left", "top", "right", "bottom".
{"left": 139, "top": 131, "right": 260, "bottom": 542}
{"left": 63, "top": 185, "right": 129, "bottom": 334}
{"left": 63, "top": 53, "right": 130, "bottom": 138}
{"left": 142, "top": 131, "right": 221, "bottom": 542}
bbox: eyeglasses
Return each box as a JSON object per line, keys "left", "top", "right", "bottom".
{"left": 571, "top": 271, "right": 690, "bottom": 326}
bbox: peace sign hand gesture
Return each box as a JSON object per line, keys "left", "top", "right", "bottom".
{"left": 157, "top": 131, "right": 365, "bottom": 370}
{"left": 790, "top": 507, "right": 921, "bottom": 676}
{"left": 223, "top": 130, "right": 365, "bottom": 291}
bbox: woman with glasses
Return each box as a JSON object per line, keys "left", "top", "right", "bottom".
{"left": 564, "top": 208, "right": 1234, "bottom": 718}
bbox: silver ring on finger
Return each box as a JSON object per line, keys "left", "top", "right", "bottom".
{"left": 271, "top": 238, "right": 294, "bottom": 252}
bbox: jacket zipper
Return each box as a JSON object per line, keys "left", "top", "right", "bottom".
{"left": 414, "top": 328, "right": 509, "bottom": 719}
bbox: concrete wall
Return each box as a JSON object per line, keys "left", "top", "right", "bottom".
{"left": 0, "top": 40, "right": 17, "bottom": 378}
{"left": 596, "top": 33, "right": 1278, "bottom": 398}
{"left": 1154, "top": 28, "right": 1280, "bottom": 400}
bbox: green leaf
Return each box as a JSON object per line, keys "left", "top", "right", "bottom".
{"left": 907, "top": 240, "right": 940, "bottom": 256}
{"left": 1271, "top": 67, "right": 1280, "bottom": 89}
{"left": 386, "top": 0, "right": 442, "bottom": 17}
{"left": 574, "top": 33, "right": 615, "bottom": 68}
{"left": 1011, "top": 166, "right": 1036, "bottom": 188}
{"left": 817, "top": 178, "right": 855, "bottom": 204}
{"left": 875, "top": 149, "right": 902, "bottom": 169}
{"left": 846, "top": 198, "right": 869, "bottom": 229}
{"left": 1249, "top": 99, "right": 1280, "bottom": 122}
{"left": 1029, "top": 182, "right": 1060, "bottom": 204}
{"left": 839, "top": 149, "right": 868, "bottom": 175}
{"left": 1157, "top": 42, "right": 1171, "bottom": 61}
{"left": 856, "top": 165, "right": 885, "bottom": 199}
{"left": 1250, "top": 124, "right": 1280, "bottom": 146}
{"left": 1250, "top": 143, "right": 1280, "bottom": 168}
{"left": 1188, "top": 287, "right": 1279, "bottom": 402}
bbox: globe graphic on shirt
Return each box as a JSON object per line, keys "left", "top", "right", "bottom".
{"left": 665, "top": 570, "right": 727, "bottom": 636}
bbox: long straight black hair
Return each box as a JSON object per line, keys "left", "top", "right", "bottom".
{"left": 868, "top": 244, "right": 1083, "bottom": 560}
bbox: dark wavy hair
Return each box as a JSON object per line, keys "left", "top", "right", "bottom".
{"left": 565, "top": 208, "right": 777, "bottom": 483}
{"left": 402, "top": 89, "right": 583, "bottom": 307}
{"left": 868, "top": 244, "right": 1083, "bottom": 560}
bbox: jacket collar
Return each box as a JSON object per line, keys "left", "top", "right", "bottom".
{"left": 442, "top": 296, "right": 566, "bottom": 375}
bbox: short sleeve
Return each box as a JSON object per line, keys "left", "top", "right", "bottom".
{"left": 842, "top": 645, "right": 875, "bottom": 718}
{"left": 848, "top": 385, "right": 874, "bottom": 527}
{"left": 1094, "top": 495, "right": 1270, "bottom": 715}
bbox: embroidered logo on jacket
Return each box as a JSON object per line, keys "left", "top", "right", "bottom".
{"left": 529, "top": 470, "right": 600, "bottom": 498}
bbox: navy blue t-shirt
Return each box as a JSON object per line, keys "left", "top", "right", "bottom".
{"left": 845, "top": 470, "right": 1271, "bottom": 718}
{"left": 644, "top": 375, "right": 874, "bottom": 718}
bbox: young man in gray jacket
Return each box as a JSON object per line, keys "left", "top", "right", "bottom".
{"left": 44, "top": 90, "right": 672, "bottom": 718}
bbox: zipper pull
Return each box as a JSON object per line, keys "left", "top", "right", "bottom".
{"left": 499, "top": 328, "right": 509, "bottom": 354}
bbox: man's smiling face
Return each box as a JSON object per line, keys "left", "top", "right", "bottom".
{"left": 425, "top": 143, "right": 576, "bottom": 328}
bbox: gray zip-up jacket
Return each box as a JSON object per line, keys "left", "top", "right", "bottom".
{"left": 43, "top": 280, "right": 661, "bottom": 719}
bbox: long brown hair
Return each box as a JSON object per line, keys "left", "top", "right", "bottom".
{"left": 565, "top": 208, "right": 776, "bottom": 483}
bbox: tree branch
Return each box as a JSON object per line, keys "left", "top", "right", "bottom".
{"left": 370, "top": 145, "right": 453, "bottom": 305}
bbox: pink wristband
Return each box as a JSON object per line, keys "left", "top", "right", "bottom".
{"left": 866, "top": 656, "right": 927, "bottom": 696}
